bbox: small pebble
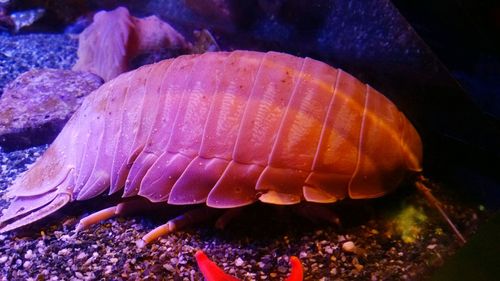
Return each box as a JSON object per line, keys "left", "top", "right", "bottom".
{"left": 76, "top": 252, "right": 88, "bottom": 260}
{"left": 277, "top": 266, "right": 287, "bottom": 273}
{"left": 0, "top": 256, "right": 8, "bottom": 264}
{"left": 163, "top": 263, "right": 175, "bottom": 272}
{"left": 104, "top": 265, "right": 113, "bottom": 275}
{"left": 24, "top": 250, "right": 34, "bottom": 259}
{"left": 235, "top": 257, "right": 244, "bottom": 267}
{"left": 427, "top": 244, "right": 437, "bottom": 250}
{"left": 60, "top": 234, "right": 73, "bottom": 242}
{"left": 342, "top": 241, "right": 357, "bottom": 253}
{"left": 58, "top": 249, "right": 70, "bottom": 256}
{"left": 352, "top": 258, "right": 363, "bottom": 271}
{"left": 325, "top": 246, "right": 333, "bottom": 254}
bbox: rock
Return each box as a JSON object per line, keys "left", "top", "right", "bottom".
{"left": 0, "top": 68, "right": 103, "bottom": 151}
{"left": 73, "top": 6, "right": 189, "bottom": 81}
{"left": 72, "top": 7, "right": 133, "bottom": 82}
{"left": 9, "top": 8, "right": 46, "bottom": 33}
{"left": 132, "top": 14, "right": 189, "bottom": 53}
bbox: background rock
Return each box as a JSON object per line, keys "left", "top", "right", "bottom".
{"left": 0, "top": 69, "right": 103, "bottom": 151}
{"left": 0, "top": 33, "right": 77, "bottom": 94}
{"left": 72, "top": 7, "right": 189, "bottom": 81}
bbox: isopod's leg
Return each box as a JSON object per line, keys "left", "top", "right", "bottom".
{"left": 209, "top": 203, "right": 342, "bottom": 231}
{"left": 75, "top": 206, "right": 118, "bottom": 232}
{"left": 291, "top": 203, "right": 341, "bottom": 227}
{"left": 138, "top": 207, "right": 221, "bottom": 247}
{"left": 140, "top": 206, "right": 252, "bottom": 246}
{"left": 75, "top": 197, "right": 158, "bottom": 232}
{"left": 214, "top": 207, "right": 245, "bottom": 230}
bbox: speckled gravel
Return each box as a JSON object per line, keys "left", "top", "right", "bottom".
{"left": 0, "top": 33, "right": 487, "bottom": 280}
{"left": 0, "top": 33, "right": 78, "bottom": 95}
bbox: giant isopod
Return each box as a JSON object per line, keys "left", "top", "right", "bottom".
{"left": 0, "top": 51, "right": 464, "bottom": 246}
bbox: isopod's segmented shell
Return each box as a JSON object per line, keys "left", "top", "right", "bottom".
{"left": 5, "top": 51, "right": 423, "bottom": 212}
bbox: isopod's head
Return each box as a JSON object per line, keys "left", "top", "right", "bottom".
{"left": 347, "top": 92, "right": 423, "bottom": 200}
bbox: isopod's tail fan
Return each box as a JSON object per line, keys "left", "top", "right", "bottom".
{"left": 0, "top": 145, "right": 75, "bottom": 233}
{"left": 0, "top": 192, "right": 71, "bottom": 233}
{"left": 415, "top": 175, "right": 466, "bottom": 245}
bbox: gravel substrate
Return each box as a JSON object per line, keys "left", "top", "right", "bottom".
{"left": 0, "top": 33, "right": 486, "bottom": 280}
{"left": 0, "top": 33, "right": 78, "bottom": 95}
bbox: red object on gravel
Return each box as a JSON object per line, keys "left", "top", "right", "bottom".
{"left": 195, "top": 250, "right": 304, "bottom": 281}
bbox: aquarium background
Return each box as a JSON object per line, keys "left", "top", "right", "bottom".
{"left": 0, "top": 0, "right": 499, "bottom": 280}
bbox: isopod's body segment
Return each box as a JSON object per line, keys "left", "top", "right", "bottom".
{"left": 0, "top": 51, "right": 422, "bottom": 232}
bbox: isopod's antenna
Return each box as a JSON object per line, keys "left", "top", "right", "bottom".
{"left": 415, "top": 175, "right": 466, "bottom": 245}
